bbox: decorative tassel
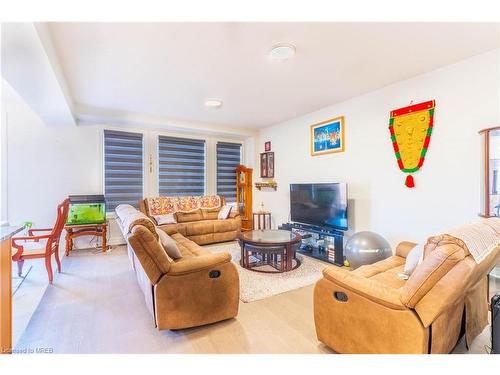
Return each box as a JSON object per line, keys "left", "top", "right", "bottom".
{"left": 405, "top": 174, "right": 415, "bottom": 188}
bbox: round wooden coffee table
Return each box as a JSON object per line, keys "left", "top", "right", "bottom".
{"left": 238, "top": 230, "right": 302, "bottom": 273}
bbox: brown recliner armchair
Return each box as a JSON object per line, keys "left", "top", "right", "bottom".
{"left": 126, "top": 223, "right": 240, "bottom": 330}
{"left": 314, "top": 236, "right": 500, "bottom": 354}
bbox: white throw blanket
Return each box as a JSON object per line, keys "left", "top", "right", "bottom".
{"left": 447, "top": 217, "right": 500, "bottom": 263}
{"left": 115, "top": 204, "right": 155, "bottom": 236}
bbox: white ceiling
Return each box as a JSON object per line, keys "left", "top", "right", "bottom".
{"left": 2, "top": 23, "right": 75, "bottom": 126}
{"left": 47, "top": 22, "right": 499, "bottom": 129}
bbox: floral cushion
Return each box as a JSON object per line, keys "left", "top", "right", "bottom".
{"left": 145, "top": 195, "right": 222, "bottom": 216}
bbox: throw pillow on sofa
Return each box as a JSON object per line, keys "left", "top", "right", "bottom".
{"left": 403, "top": 244, "right": 424, "bottom": 276}
{"left": 175, "top": 209, "right": 203, "bottom": 223}
{"left": 155, "top": 227, "right": 182, "bottom": 259}
{"left": 153, "top": 213, "right": 177, "bottom": 225}
{"left": 201, "top": 207, "right": 220, "bottom": 220}
{"left": 218, "top": 205, "right": 232, "bottom": 220}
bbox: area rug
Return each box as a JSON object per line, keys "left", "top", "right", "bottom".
{"left": 205, "top": 241, "right": 327, "bottom": 303}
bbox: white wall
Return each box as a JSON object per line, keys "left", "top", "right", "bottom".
{"left": 255, "top": 50, "right": 500, "bottom": 247}
{"left": 1, "top": 79, "right": 101, "bottom": 229}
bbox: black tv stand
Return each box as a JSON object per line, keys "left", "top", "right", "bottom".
{"left": 278, "top": 222, "right": 344, "bottom": 266}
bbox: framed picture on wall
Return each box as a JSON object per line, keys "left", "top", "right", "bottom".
{"left": 264, "top": 141, "right": 271, "bottom": 152}
{"left": 260, "top": 153, "right": 268, "bottom": 177}
{"left": 267, "top": 152, "right": 274, "bottom": 178}
{"left": 310, "top": 116, "right": 345, "bottom": 156}
{"left": 260, "top": 152, "right": 274, "bottom": 178}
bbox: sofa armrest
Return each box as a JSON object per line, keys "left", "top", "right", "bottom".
{"left": 322, "top": 266, "right": 406, "bottom": 310}
{"left": 168, "top": 252, "right": 232, "bottom": 275}
{"left": 396, "top": 241, "right": 418, "bottom": 258}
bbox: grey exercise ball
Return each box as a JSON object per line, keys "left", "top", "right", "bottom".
{"left": 344, "top": 231, "right": 392, "bottom": 269}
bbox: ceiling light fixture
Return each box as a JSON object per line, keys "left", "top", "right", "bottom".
{"left": 205, "top": 99, "right": 223, "bottom": 109}
{"left": 269, "top": 43, "right": 296, "bottom": 61}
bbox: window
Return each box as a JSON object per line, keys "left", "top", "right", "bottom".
{"left": 216, "top": 141, "right": 242, "bottom": 202}
{"left": 103, "top": 130, "right": 144, "bottom": 210}
{"left": 158, "top": 136, "right": 206, "bottom": 196}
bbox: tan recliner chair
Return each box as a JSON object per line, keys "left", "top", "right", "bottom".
{"left": 314, "top": 235, "right": 500, "bottom": 353}
{"left": 125, "top": 220, "right": 240, "bottom": 330}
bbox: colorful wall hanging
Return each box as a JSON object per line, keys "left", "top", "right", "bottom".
{"left": 310, "top": 116, "right": 345, "bottom": 156}
{"left": 388, "top": 100, "right": 435, "bottom": 188}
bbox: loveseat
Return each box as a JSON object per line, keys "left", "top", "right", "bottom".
{"left": 139, "top": 195, "right": 241, "bottom": 245}
{"left": 115, "top": 204, "right": 240, "bottom": 330}
{"left": 314, "top": 233, "right": 500, "bottom": 354}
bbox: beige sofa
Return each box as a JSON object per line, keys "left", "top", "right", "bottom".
{"left": 314, "top": 236, "right": 500, "bottom": 354}
{"left": 116, "top": 205, "right": 240, "bottom": 330}
{"left": 139, "top": 195, "right": 241, "bottom": 245}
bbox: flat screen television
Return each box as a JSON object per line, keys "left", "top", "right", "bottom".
{"left": 290, "top": 183, "right": 348, "bottom": 231}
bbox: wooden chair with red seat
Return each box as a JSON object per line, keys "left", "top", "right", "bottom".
{"left": 11, "top": 199, "right": 70, "bottom": 283}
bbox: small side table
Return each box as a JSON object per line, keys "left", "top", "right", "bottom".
{"left": 253, "top": 212, "right": 272, "bottom": 230}
{"left": 64, "top": 223, "right": 107, "bottom": 255}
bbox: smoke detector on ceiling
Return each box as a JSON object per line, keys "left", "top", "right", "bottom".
{"left": 269, "top": 43, "right": 296, "bottom": 61}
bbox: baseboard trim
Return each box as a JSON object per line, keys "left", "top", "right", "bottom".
{"left": 109, "top": 240, "right": 126, "bottom": 246}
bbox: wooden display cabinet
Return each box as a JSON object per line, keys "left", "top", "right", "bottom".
{"left": 235, "top": 165, "right": 253, "bottom": 231}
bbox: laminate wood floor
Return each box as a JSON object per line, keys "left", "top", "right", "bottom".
{"left": 14, "top": 246, "right": 493, "bottom": 354}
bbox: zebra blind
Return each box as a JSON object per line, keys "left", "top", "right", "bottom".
{"left": 216, "top": 142, "right": 242, "bottom": 202}
{"left": 104, "top": 130, "right": 144, "bottom": 211}
{"left": 158, "top": 136, "right": 206, "bottom": 196}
